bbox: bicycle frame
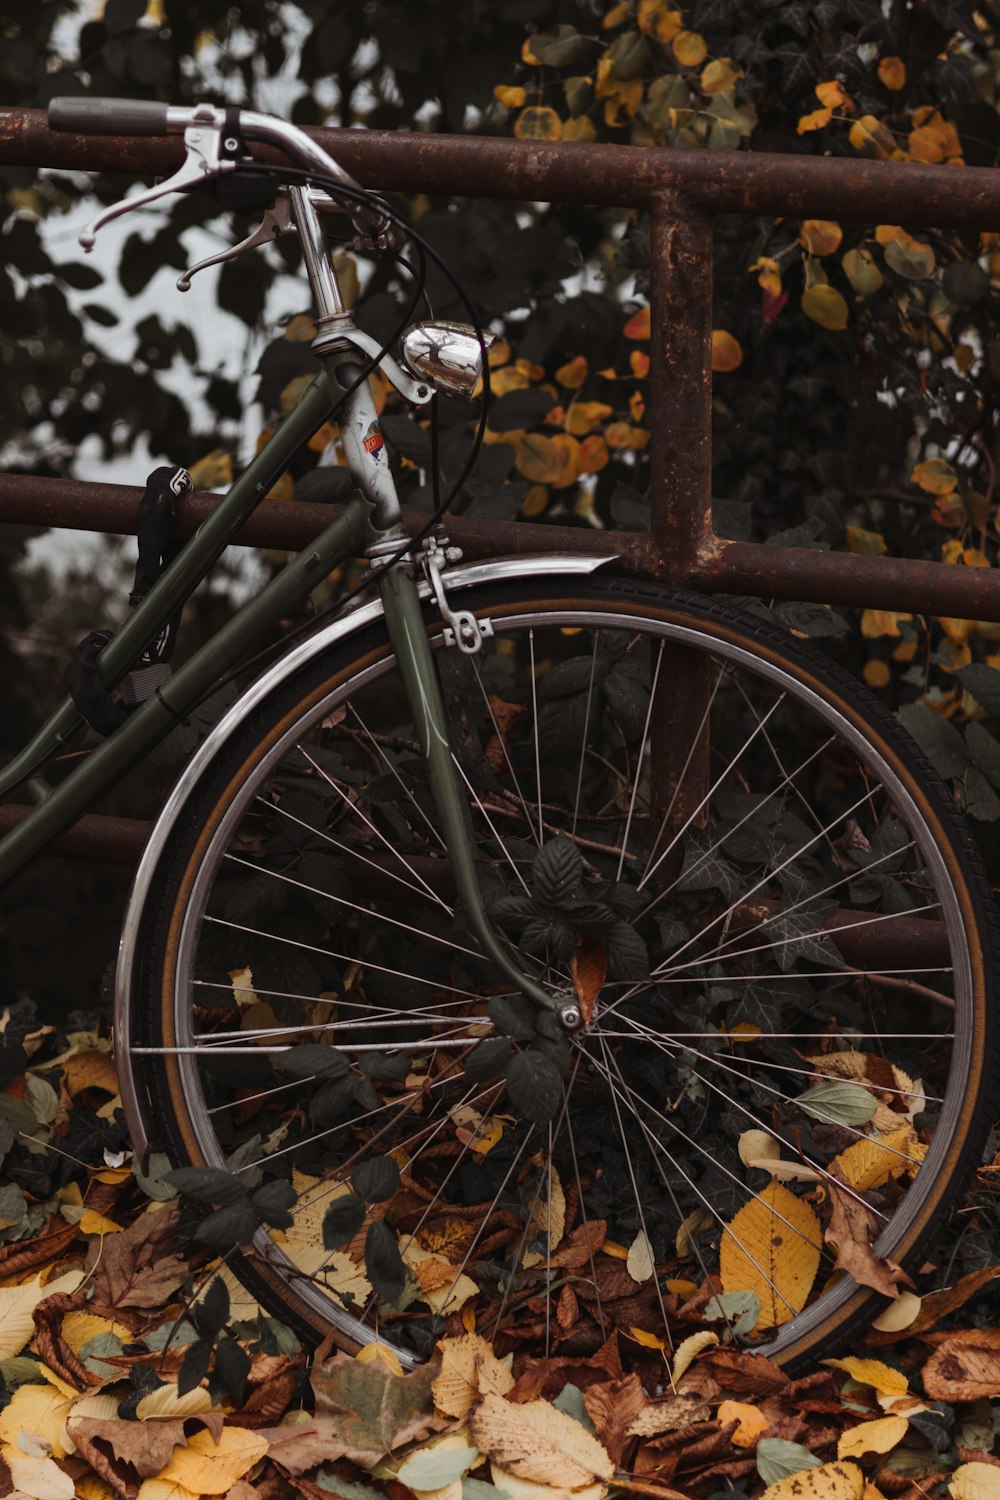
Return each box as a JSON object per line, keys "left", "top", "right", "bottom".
{"left": 0, "top": 169, "right": 574, "bottom": 1025}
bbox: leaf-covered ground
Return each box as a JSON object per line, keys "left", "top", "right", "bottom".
{"left": 1, "top": 1009, "right": 1000, "bottom": 1500}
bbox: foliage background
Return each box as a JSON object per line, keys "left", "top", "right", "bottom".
{"left": 4, "top": 0, "right": 1000, "bottom": 1008}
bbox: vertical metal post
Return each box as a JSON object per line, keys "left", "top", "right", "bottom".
{"left": 646, "top": 195, "right": 715, "bottom": 874}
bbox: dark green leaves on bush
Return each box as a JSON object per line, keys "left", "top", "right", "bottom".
{"left": 365, "top": 1220, "right": 407, "bottom": 1305}
{"left": 322, "top": 1193, "right": 367, "bottom": 1251}
{"left": 505, "top": 1050, "right": 563, "bottom": 1126}
{"left": 352, "top": 1157, "right": 401, "bottom": 1204}
{"left": 532, "top": 836, "right": 583, "bottom": 908}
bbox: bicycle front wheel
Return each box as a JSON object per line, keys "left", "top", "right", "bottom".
{"left": 133, "top": 575, "right": 999, "bottom": 1371}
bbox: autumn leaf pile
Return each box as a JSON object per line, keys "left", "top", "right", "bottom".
{"left": 0, "top": 1009, "right": 996, "bottom": 1500}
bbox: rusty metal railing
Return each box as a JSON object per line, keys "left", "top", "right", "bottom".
{"left": 3, "top": 106, "right": 1000, "bottom": 863}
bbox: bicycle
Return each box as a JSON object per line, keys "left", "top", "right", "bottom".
{"left": 1, "top": 95, "right": 997, "bottom": 1374}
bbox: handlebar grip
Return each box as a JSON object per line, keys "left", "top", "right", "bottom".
{"left": 48, "top": 97, "right": 171, "bottom": 135}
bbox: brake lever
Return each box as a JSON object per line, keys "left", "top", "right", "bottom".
{"left": 177, "top": 194, "right": 294, "bottom": 291}
{"left": 78, "top": 122, "right": 235, "bottom": 252}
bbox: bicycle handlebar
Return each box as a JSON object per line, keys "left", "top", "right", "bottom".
{"left": 48, "top": 97, "right": 173, "bottom": 135}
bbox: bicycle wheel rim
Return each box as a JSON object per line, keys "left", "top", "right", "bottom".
{"left": 141, "top": 582, "right": 995, "bottom": 1369}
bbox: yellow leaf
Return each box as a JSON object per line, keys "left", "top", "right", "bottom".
{"left": 964, "top": 547, "right": 990, "bottom": 568}
{"left": 877, "top": 56, "right": 906, "bottom": 90}
{"left": 718, "top": 1399, "right": 769, "bottom": 1447}
{"left": 62, "top": 1049, "right": 117, "bottom": 1097}
{"left": 762, "top": 1461, "right": 865, "bottom": 1500}
{"left": 433, "top": 1333, "right": 514, "bottom": 1419}
{"left": 624, "top": 306, "right": 651, "bottom": 339}
{"left": 798, "top": 107, "right": 833, "bottom": 134}
{"left": 849, "top": 115, "right": 897, "bottom": 159}
{"left": 0, "top": 1385, "right": 73, "bottom": 1459}
{"left": 719, "top": 1182, "right": 821, "bottom": 1330}
{"left": 823, "top": 1357, "right": 909, "bottom": 1394}
{"left": 134, "top": 1383, "right": 214, "bottom": 1420}
{"left": 711, "top": 330, "right": 743, "bottom": 371}
{"left": 802, "top": 283, "right": 849, "bottom": 331}
{"left": 673, "top": 30, "right": 707, "bottom": 66}
{"left": 863, "top": 659, "right": 891, "bottom": 688}
{"left": 469, "top": 1393, "right": 614, "bottom": 1489}
{"left": 514, "top": 432, "right": 581, "bottom": 488}
{"left": 556, "top": 355, "right": 588, "bottom": 387}
{"left": 60, "top": 1311, "right": 132, "bottom": 1356}
{"left": 355, "top": 1341, "right": 405, "bottom": 1376}
{"left": 909, "top": 110, "right": 962, "bottom": 165}
{"left": 950, "top": 1463, "right": 1000, "bottom": 1500}
{"left": 521, "top": 484, "right": 549, "bottom": 517}
{"left": 816, "top": 79, "right": 846, "bottom": 107}
{"left": 604, "top": 421, "right": 649, "bottom": 449}
{"left": 912, "top": 457, "right": 958, "bottom": 495}
{"left": 625, "top": 1325, "right": 669, "bottom": 1350}
{"left": 137, "top": 1483, "right": 202, "bottom": 1500}
{"left": 578, "top": 436, "right": 610, "bottom": 475}
{"left": 831, "top": 1128, "right": 918, "bottom": 1192}
{"left": 838, "top": 1415, "right": 908, "bottom": 1460}
{"left": 845, "top": 526, "right": 887, "bottom": 555}
{"left": 630, "top": 349, "right": 650, "bottom": 377}
{"left": 514, "top": 107, "right": 563, "bottom": 141}
{"left": 0, "top": 1271, "right": 84, "bottom": 1361}
{"left": 872, "top": 1291, "right": 922, "bottom": 1332}
{"left": 884, "top": 231, "right": 936, "bottom": 279}
{"left": 79, "top": 1209, "right": 123, "bottom": 1236}
{"left": 700, "top": 58, "right": 743, "bottom": 95}
{"left": 800, "top": 219, "right": 843, "bottom": 257}
{"left": 188, "top": 449, "right": 233, "bottom": 490}
{"left": 842, "top": 248, "right": 883, "bottom": 298}
{"left": 159, "top": 1427, "right": 269, "bottom": 1495}
{"left": 563, "top": 116, "right": 597, "bottom": 142}
{"left": 565, "top": 401, "right": 613, "bottom": 436}
{"left": 603, "top": 0, "right": 631, "bottom": 26}
{"left": 494, "top": 86, "right": 526, "bottom": 109}
{"left": 402, "top": 1243, "right": 478, "bottom": 1315}
{"left": 861, "top": 608, "right": 912, "bottom": 638}
{"left": 671, "top": 1330, "right": 719, "bottom": 1384}
{"left": 665, "top": 1278, "right": 698, "bottom": 1298}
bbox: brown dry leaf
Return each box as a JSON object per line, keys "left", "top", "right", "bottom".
{"left": 571, "top": 937, "right": 607, "bottom": 1024}
{"left": 711, "top": 330, "right": 743, "bottom": 372}
{"left": 62, "top": 1049, "right": 118, "bottom": 1098}
{"left": 158, "top": 1428, "right": 268, "bottom": 1495}
{"left": 881, "top": 1267, "right": 1000, "bottom": 1341}
{"left": 627, "top": 1393, "right": 713, "bottom": 1440}
{"left": 705, "top": 1348, "right": 789, "bottom": 1396}
{"left": 557, "top": 1284, "right": 579, "bottom": 1331}
{"left": 717, "top": 1400, "right": 768, "bottom": 1448}
{"left": 838, "top": 1416, "right": 908, "bottom": 1460}
{"left": 432, "top": 1334, "right": 514, "bottom": 1419}
{"left": 469, "top": 1393, "right": 614, "bottom": 1489}
{"left": 824, "top": 1184, "right": 912, "bottom": 1298}
{"left": 67, "top": 1418, "right": 190, "bottom": 1480}
{"left": 762, "top": 1461, "right": 865, "bottom": 1500}
{"left": 276, "top": 1352, "right": 441, "bottom": 1474}
{"left": 551, "top": 1218, "right": 607, "bottom": 1270}
{"left": 84, "top": 1202, "right": 186, "bottom": 1308}
{"left": 923, "top": 1330, "right": 1000, "bottom": 1400}
{"left": 0, "top": 1269, "right": 84, "bottom": 1361}
{"left": 719, "top": 1182, "right": 821, "bottom": 1329}
{"left": 583, "top": 1375, "right": 646, "bottom": 1464}
{"left": 823, "top": 1357, "right": 908, "bottom": 1395}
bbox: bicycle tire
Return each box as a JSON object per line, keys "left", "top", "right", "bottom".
{"left": 132, "top": 574, "right": 999, "bottom": 1372}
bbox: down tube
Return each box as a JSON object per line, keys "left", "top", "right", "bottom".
{"left": 0, "top": 495, "right": 373, "bottom": 887}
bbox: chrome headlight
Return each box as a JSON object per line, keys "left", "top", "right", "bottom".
{"left": 400, "top": 320, "right": 495, "bottom": 400}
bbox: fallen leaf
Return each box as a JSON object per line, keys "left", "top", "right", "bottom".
{"left": 432, "top": 1334, "right": 514, "bottom": 1419}
{"left": 469, "top": 1393, "right": 614, "bottom": 1489}
{"left": 838, "top": 1416, "right": 908, "bottom": 1460}
{"left": 671, "top": 1331, "right": 719, "bottom": 1385}
{"left": 719, "top": 1182, "right": 821, "bottom": 1330}
{"left": 871, "top": 1292, "right": 922, "bottom": 1333}
{"left": 822, "top": 1358, "right": 908, "bottom": 1395}
{"left": 738, "top": 1131, "right": 781, "bottom": 1168}
{"left": 84, "top": 1202, "right": 186, "bottom": 1308}
{"left": 67, "top": 1417, "right": 191, "bottom": 1480}
{"left": 0, "top": 1270, "right": 84, "bottom": 1360}
{"left": 950, "top": 1462, "right": 1000, "bottom": 1500}
{"left": 158, "top": 1427, "right": 268, "bottom": 1494}
{"left": 626, "top": 1230, "right": 655, "bottom": 1284}
{"left": 571, "top": 938, "right": 607, "bottom": 1024}
{"left": 824, "top": 1184, "right": 911, "bottom": 1298}
{"left": 275, "top": 1352, "right": 440, "bottom": 1473}
{"left": 762, "top": 1460, "right": 864, "bottom": 1500}
{"left": 627, "top": 1393, "right": 713, "bottom": 1439}
{"left": 3, "top": 1449, "right": 75, "bottom": 1500}
{"left": 583, "top": 1375, "right": 646, "bottom": 1463}
{"left": 718, "top": 1400, "right": 769, "bottom": 1448}
{"left": 923, "top": 1330, "right": 1000, "bottom": 1400}
{"left": 0, "top": 1384, "right": 73, "bottom": 1458}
